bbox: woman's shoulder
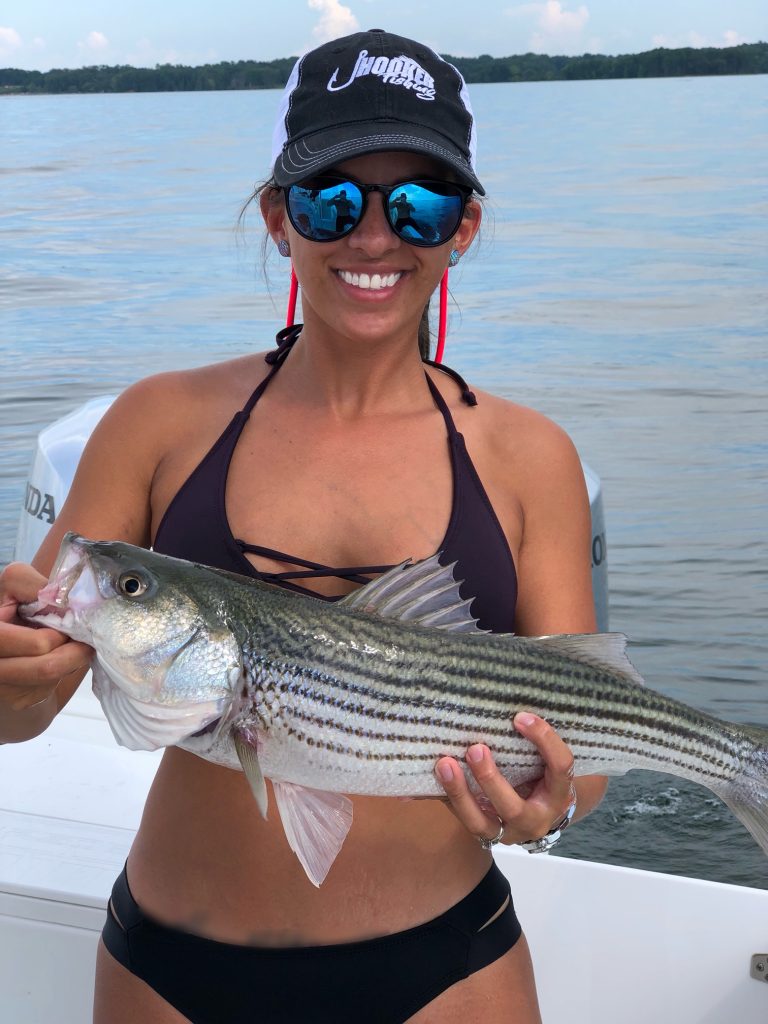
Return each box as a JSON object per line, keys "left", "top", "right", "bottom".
{"left": 456, "top": 383, "right": 583, "bottom": 483}
{"left": 115, "top": 352, "right": 271, "bottom": 420}
{"left": 32, "top": 354, "right": 274, "bottom": 561}
{"left": 93, "top": 353, "right": 271, "bottom": 459}
{"left": 77, "top": 352, "right": 273, "bottom": 487}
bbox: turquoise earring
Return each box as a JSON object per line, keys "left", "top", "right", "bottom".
{"left": 277, "top": 240, "right": 291, "bottom": 257}
{"left": 448, "top": 249, "right": 461, "bottom": 267}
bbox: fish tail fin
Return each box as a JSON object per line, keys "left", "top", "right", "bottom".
{"left": 720, "top": 725, "right": 768, "bottom": 856}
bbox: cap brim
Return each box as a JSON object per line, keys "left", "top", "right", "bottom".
{"left": 273, "top": 122, "right": 485, "bottom": 196}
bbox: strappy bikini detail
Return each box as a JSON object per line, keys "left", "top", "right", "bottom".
{"left": 153, "top": 328, "right": 517, "bottom": 632}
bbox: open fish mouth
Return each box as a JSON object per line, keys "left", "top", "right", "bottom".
{"left": 20, "top": 533, "right": 100, "bottom": 627}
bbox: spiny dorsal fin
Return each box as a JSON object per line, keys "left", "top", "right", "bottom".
{"left": 338, "top": 554, "right": 484, "bottom": 633}
{"left": 528, "top": 633, "right": 645, "bottom": 687}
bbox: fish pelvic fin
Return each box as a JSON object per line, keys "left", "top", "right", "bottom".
{"left": 720, "top": 724, "right": 768, "bottom": 857}
{"left": 338, "top": 553, "right": 484, "bottom": 633}
{"left": 272, "top": 782, "right": 353, "bottom": 887}
{"left": 234, "top": 730, "right": 269, "bottom": 819}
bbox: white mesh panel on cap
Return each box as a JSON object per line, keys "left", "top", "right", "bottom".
{"left": 457, "top": 76, "right": 478, "bottom": 168}
{"left": 425, "top": 44, "right": 479, "bottom": 174}
{"left": 271, "top": 57, "right": 302, "bottom": 169}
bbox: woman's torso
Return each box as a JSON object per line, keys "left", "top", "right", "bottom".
{"left": 126, "top": 341, "right": 522, "bottom": 946}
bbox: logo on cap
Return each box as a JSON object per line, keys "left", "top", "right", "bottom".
{"left": 327, "top": 49, "right": 435, "bottom": 100}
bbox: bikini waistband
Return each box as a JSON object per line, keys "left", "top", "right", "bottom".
{"left": 109, "top": 859, "right": 512, "bottom": 946}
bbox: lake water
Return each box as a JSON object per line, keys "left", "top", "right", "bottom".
{"left": 1, "top": 75, "right": 766, "bottom": 888}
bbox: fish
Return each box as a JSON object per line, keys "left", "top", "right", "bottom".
{"left": 20, "top": 532, "right": 768, "bottom": 887}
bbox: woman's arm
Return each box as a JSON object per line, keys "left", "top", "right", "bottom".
{"left": 437, "top": 406, "right": 608, "bottom": 843}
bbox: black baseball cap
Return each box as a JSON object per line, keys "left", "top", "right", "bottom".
{"left": 271, "top": 29, "right": 485, "bottom": 195}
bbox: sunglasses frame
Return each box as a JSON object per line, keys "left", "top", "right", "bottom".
{"left": 283, "top": 175, "right": 473, "bottom": 247}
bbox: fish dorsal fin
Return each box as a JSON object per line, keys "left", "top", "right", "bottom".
{"left": 272, "top": 781, "right": 354, "bottom": 887}
{"left": 529, "top": 633, "right": 645, "bottom": 688}
{"left": 338, "top": 554, "right": 483, "bottom": 633}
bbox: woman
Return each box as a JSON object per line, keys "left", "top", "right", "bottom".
{"left": 0, "top": 29, "right": 606, "bottom": 1024}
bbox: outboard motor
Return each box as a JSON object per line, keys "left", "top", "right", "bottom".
{"left": 15, "top": 396, "right": 116, "bottom": 565}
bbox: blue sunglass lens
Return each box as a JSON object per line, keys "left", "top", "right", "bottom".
{"left": 287, "top": 180, "right": 363, "bottom": 241}
{"left": 386, "top": 183, "right": 464, "bottom": 245}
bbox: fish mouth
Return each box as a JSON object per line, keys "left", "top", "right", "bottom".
{"left": 20, "top": 532, "right": 97, "bottom": 625}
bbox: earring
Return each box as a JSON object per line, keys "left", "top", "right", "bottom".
{"left": 277, "top": 239, "right": 291, "bottom": 258}
{"left": 448, "top": 249, "right": 461, "bottom": 267}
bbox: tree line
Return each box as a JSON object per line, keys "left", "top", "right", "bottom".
{"left": 1, "top": 42, "right": 766, "bottom": 95}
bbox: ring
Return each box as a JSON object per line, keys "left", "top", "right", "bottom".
{"left": 478, "top": 818, "right": 505, "bottom": 850}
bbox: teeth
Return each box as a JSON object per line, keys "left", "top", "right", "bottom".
{"left": 338, "top": 270, "right": 401, "bottom": 290}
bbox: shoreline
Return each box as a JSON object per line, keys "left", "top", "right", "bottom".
{"left": 2, "top": 41, "right": 766, "bottom": 95}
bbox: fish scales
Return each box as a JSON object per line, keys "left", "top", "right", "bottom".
{"left": 232, "top": 605, "right": 748, "bottom": 796}
{"left": 21, "top": 534, "right": 768, "bottom": 886}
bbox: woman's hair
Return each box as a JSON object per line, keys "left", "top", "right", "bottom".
{"left": 239, "top": 178, "right": 477, "bottom": 361}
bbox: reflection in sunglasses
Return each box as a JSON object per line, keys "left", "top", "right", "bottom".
{"left": 285, "top": 177, "right": 470, "bottom": 247}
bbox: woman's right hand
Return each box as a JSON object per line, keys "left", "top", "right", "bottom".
{"left": 0, "top": 562, "right": 92, "bottom": 716}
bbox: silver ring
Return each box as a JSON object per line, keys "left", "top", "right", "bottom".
{"left": 478, "top": 819, "right": 505, "bottom": 850}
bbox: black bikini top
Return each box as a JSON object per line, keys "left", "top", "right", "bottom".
{"left": 153, "top": 327, "right": 517, "bottom": 633}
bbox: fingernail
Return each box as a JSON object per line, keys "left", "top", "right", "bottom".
{"left": 515, "top": 713, "right": 537, "bottom": 728}
{"left": 437, "top": 762, "right": 454, "bottom": 783}
{"left": 467, "top": 745, "right": 484, "bottom": 763}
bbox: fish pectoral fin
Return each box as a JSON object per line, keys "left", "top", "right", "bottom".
{"left": 272, "top": 781, "right": 353, "bottom": 888}
{"left": 234, "top": 731, "right": 269, "bottom": 819}
{"left": 337, "top": 553, "right": 484, "bottom": 633}
{"left": 528, "top": 633, "right": 646, "bottom": 688}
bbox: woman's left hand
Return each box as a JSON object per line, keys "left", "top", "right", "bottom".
{"left": 435, "top": 712, "right": 578, "bottom": 848}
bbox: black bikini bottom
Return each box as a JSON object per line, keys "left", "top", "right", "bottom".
{"left": 102, "top": 860, "right": 522, "bottom": 1024}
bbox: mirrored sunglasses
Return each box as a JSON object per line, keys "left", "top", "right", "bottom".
{"left": 284, "top": 176, "right": 472, "bottom": 247}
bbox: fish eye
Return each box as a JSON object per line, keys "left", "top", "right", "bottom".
{"left": 117, "top": 572, "right": 149, "bottom": 598}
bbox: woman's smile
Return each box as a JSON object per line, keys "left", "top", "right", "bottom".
{"left": 334, "top": 269, "right": 404, "bottom": 293}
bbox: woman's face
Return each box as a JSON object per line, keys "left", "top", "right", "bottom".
{"left": 262, "top": 151, "right": 481, "bottom": 350}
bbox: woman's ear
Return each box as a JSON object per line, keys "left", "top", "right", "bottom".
{"left": 451, "top": 198, "right": 482, "bottom": 258}
{"left": 260, "top": 186, "right": 287, "bottom": 245}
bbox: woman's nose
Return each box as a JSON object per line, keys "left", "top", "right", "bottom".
{"left": 348, "top": 193, "right": 400, "bottom": 255}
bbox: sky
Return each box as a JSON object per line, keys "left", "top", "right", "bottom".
{"left": 1, "top": 0, "right": 766, "bottom": 72}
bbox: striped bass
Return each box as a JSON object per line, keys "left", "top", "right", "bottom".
{"left": 21, "top": 532, "right": 768, "bottom": 886}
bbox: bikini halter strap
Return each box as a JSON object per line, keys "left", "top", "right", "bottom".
{"left": 237, "top": 325, "right": 302, "bottom": 417}
{"left": 259, "top": 325, "right": 477, "bottom": 408}
{"left": 423, "top": 358, "right": 478, "bottom": 407}
{"left": 265, "top": 324, "right": 303, "bottom": 366}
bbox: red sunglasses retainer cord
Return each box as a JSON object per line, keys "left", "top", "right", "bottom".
{"left": 285, "top": 267, "right": 449, "bottom": 365}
